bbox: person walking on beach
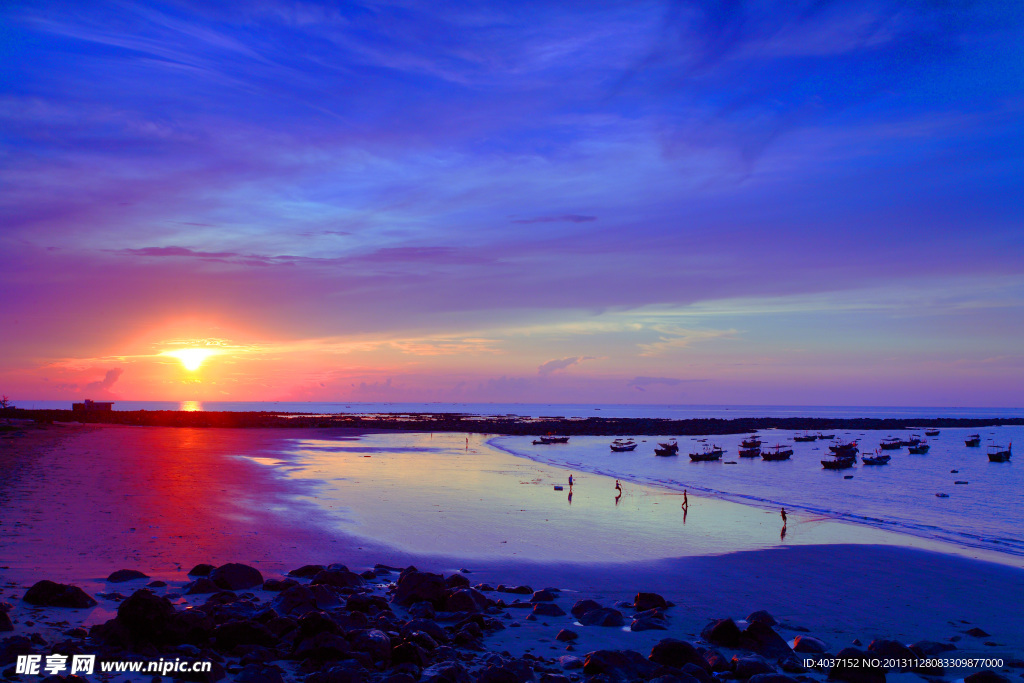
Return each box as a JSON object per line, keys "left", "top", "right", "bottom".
{"left": 682, "top": 490, "right": 688, "bottom": 509}
{"left": 781, "top": 507, "right": 787, "bottom": 525}
{"left": 615, "top": 479, "right": 622, "bottom": 493}
{"left": 568, "top": 474, "right": 574, "bottom": 488}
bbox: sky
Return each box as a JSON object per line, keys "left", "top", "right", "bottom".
{"left": 2, "top": 0, "right": 1023, "bottom": 407}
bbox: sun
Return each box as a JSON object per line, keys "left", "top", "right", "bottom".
{"left": 161, "top": 348, "right": 221, "bottom": 372}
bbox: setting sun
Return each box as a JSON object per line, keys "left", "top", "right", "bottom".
{"left": 161, "top": 348, "right": 220, "bottom": 372}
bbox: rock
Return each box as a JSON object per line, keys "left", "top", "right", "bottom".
{"left": 311, "top": 569, "right": 364, "bottom": 589}
{"left": 213, "top": 620, "right": 276, "bottom": 649}
{"left": 570, "top": 599, "right": 602, "bottom": 618}
{"left": 532, "top": 603, "right": 567, "bottom": 617}
{"left": 559, "top": 655, "right": 584, "bottom": 670}
{"left": 107, "top": 569, "right": 150, "bottom": 583}
{"left": 186, "top": 578, "right": 221, "bottom": 595}
{"left": 391, "top": 641, "right": 429, "bottom": 667}
{"left": 579, "top": 607, "right": 624, "bottom": 627}
{"left": 23, "top": 581, "right": 97, "bottom": 608}
{"left": 188, "top": 563, "right": 216, "bottom": 576}
{"left": 746, "top": 610, "right": 778, "bottom": 627}
{"left": 294, "top": 631, "right": 351, "bottom": 660}
{"left": 792, "top": 635, "right": 827, "bottom": 653}
{"left": 115, "top": 589, "right": 177, "bottom": 644}
{"left": 701, "top": 618, "right": 741, "bottom": 648}
{"left": 271, "top": 585, "right": 318, "bottom": 616}
{"left": 402, "top": 618, "right": 449, "bottom": 644}
{"left": 393, "top": 571, "right": 448, "bottom": 607}
{"left": 704, "top": 649, "right": 731, "bottom": 673}
{"left": 739, "top": 621, "right": 792, "bottom": 658}
{"left": 683, "top": 663, "right": 715, "bottom": 683}
{"left": 504, "top": 585, "right": 533, "bottom": 595}
{"left": 288, "top": 564, "right": 325, "bottom": 578}
{"left": 262, "top": 578, "right": 298, "bottom": 592}
{"left": 349, "top": 628, "right": 391, "bottom": 662}
{"left": 210, "top": 563, "right": 264, "bottom": 590}
{"left": 965, "top": 627, "right": 991, "bottom": 638}
{"left": 631, "top": 616, "right": 668, "bottom": 631}
{"left": 445, "top": 574, "right": 471, "bottom": 590}
{"left": 827, "top": 647, "right": 885, "bottom": 683}
{"left": 476, "top": 665, "right": 521, "bottom": 683}
{"left": 0, "top": 612, "right": 12, "bottom": 632}
{"left": 445, "top": 588, "right": 488, "bottom": 613}
{"left": 649, "top": 639, "right": 710, "bottom": 672}
{"left": 556, "top": 629, "right": 578, "bottom": 642}
{"left": 732, "top": 654, "right": 775, "bottom": 678}
{"left": 408, "top": 601, "right": 436, "bottom": 618}
{"left": 635, "top": 592, "right": 669, "bottom": 611}
{"left": 420, "top": 661, "right": 472, "bottom": 683}
{"left": 531, "top": 589, "right": 556, "bottom": 603}
{"left": 867, "top": 639, "right": 917, "bottom": 667}
{"left": 964, "top": 672, "right": 1011, "bottom": 683}
{"left": 147, "top": 580, "right": 167, "bottom": 588}
{"left": 306, "top": 662, "right": 368, "bottom": 683}
{"left": 235, "top": 664, "right": 285, "bottom": 683}
{"left": 583, "top": 650, "right": 657, "bottom": 680}
{"left": 297, "top": 610, "right": 340, "bottom": 638}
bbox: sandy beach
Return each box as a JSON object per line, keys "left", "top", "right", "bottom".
{"left": 1, "top": 422, "right": 1022, "bottom": 682}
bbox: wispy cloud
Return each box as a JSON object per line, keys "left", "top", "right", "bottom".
{"left": 538, "top": 356, "right": 597, "bottom": 376}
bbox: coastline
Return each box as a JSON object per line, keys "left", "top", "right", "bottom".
{"left": 1, "top": 421, "right": 1022, "bottom": 681}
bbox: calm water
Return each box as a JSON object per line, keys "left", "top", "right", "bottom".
{"left": 13, "top": 399, "right": 1024, "bottom": 420}
{"left": 492, "top": 426, "right": 1023, "bottom": 561}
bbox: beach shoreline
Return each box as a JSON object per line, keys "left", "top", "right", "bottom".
{"left": 1, "top": 421, "right": 1022, "bottom": 682}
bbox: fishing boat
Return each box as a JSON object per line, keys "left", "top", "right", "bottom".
{"left": 901, "top": 435, "right": 923, "bottom": 447}
{"left": 740, "top": 436, "right": 761, "bottom": 448}
{"left": 879, "top": 437, "right": 902, "bottom": 451}
{"left": 610, "top": 438, "right": 637, "bottom": 452}
{"left": 829, "top": 441, "right": 859, "bottom": 456}
{"left": 656, "top": 439, "right": 679, "bottom": 453}
{"left": 817, "top": 433, "right": 835, "bottom": 439}
{"left": 987, "top": 443, "right": 1012, "bottom": 462}
{"left": 862, "top": 453, "right": 891, "bottom": 465}
{"left": 762, "top": 445, "right": 794, "bottom": 461}
{"left": 925, "top": 429, "right": 940, "bottom": 437}
{"left": 965, "top": 434, "right": 981, "bottom": 447}
{"left": 654, "top": 446, "right": 678, "bottom": 457}
{"left": 821, "top": 456, "right": 855, "bottom": 470}
{"left": 690, "top": 444, "right": 724, "bottom": 461}
{"left": 793, "top": 434, "right": 817, "bottom": 442}
{"left": 907, "top": 441, "right": 930, "bottom": 454}
{"left": 738, "top": 447, "right": 761, "bottom": 458}
{"left": 533, "top": 436, "right": 570, "bottom": 445}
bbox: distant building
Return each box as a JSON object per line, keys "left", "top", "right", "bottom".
{"left": 72, "top": 399, "right": 114, "bottom": 411}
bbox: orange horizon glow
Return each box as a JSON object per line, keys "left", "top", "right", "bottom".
{"left": 161, "top": 348, "right": 221, "bottom": 371}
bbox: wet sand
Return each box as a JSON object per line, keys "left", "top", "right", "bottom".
{"left": 1, "top": 423, "right": 1022, "bottom": 670}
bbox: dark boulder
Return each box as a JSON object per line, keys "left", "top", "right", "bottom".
{"left": 311, "top": 569, "right": 363, "bottom": 589}
{"left": 402, "top": 618, "right": 449, "bottom": 644}
{"left": 584, "top": 650, "right": 657, "bottom": 680}
{"left": 556, "top": 629, "right": 578, "bottom": 642}
{"left": 635, "top": 592, "right": 669, "bottom": 611}
{"left": 533, "top": 603, "right": 566, "bottom": 617}
{"left": 271, "top": 585, "right": 318, "bottom": 616}
{"left": 294, "top": 631, "right": 351, "bottom": 660}
{"left": 393, "top": 571, "right": 447, "bottom": 607}
{"left": 579, "top": 608, "right": 624, "bottom": 627}
{"left": 683, "top": 663, "right": 715, "bottom": 683}
{"left": 288, "top": 564, "right": 325, "bottom": 578}
{"left": 792, "top": 636, "right": 827, "bottom": 653}
{"left": 305, "top": 662, "right": 368, "bottom": 683}
{"left": 445, "top": 574, "right": 471, "bottom": 590}
{"left": 867, "top": 640, "right": 917, "bottom": 668}
{"left": 747, "top": 675, "right": 800, "bottom": 683}
{"left": 186, "top": 578, "right": 221, "bottom": 595}
{"left": 214, "top": 620, "right": 277, "bottom": 650}
{"left": 189, "top": 563, "right": 216, "bottom": 576}
{"left": 570, "top": 599, "right": 602, "bottom": 618}
{"left": 475, "top": 665, "right": 521, "bottom": 683}
{"left": 631, "top": 616, "right": 668, "bottom": 631}
{"left": 827, "top": 647, "right": 886, "bottom": 683}
{"left": 704, "top": 650, "right": 731, "bottom": 673}
{"left": 235, "top": 664, "right": 285, "bottom": 683}
{"left": 732, "top": 655, "right": 775, "bottom": 679}
{"left": 263, "top": 578, "right": 298, "bottom": 592}
{"left": 739, "top": 621, "right": 792, "bottom": 658}
{"left": 297, "top": 611, "right": 339, "bottom": 638}
{"left": 23, "top": 581, "right": 97, "bottom": 608}
{"left": 649, "top": 639, "right": 709, "bottom": 672}
{"left": 910, "top": 640, "right": 956, "bottom": 656}
{"left": 701, "top": 618, "right": 741, "bottom": 648}
{"left": 116, "top": 589, "right": 176, "bottom": 644}
{"left": 964, "top": 672, "right": 1011, "bottom": 683}
{"left": 107, "top": 569, "right": 149, "bottom": 583}
{"left": 391, "top": 641, "right": 429, "bottom": 668}
{"left": 445, "top": 588, "right": 488, "bottom": 613}
{"left": 530, "top": 589, "right": 556, "bottom": 603}
{"left": 420, "top": 661, "right": 472, "bottom": 683}
{"left": 746, "top": 611, "right": 778, "bottom": 627}
{"left": 211, "top": 563, "right": 264, "bottom": 591}
{"left": 349, "top": 628, "right": 391, "bottom": 662}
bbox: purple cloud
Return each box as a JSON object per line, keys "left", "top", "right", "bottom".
{"left": 512, "top": 215, "right": 597, "bottom": 224}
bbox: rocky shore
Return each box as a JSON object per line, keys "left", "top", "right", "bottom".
{"left": 5, "top": 409, "right": 1024, "bottom": 436}
{"left": 2, "top": 561, "right": 1020, "bottom": 683}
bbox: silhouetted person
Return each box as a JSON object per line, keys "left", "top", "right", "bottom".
{"left": 615, "top": 491, "right": 621, "bottom": 506}
{"left": 615, "top": 479, "right": 622, "bottom": 493}
{"left": 780, "top": 524, "right": 787, "bottom": 541}
{"left": 682, "top": 490, "right": 688, "bottom": 509}
{"left": 568, "top": 474, "right": 574, "bottom": 488}
{"left": 567, "top": 490, "right": 573, "bottom": 505}
{"left": 781, "top": 507, "right": 787, "bottom": 525}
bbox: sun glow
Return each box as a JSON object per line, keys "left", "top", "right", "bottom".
{"left": 162, "top": 348, "right": 220, "bottom": 371}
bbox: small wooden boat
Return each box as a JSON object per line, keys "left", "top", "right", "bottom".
{"left": 690, "top": 445, "right": 724, "bottom": 461}
{"left": 793, "top": 434, "right": 817, "bottom": 442}
{"left": 610, "top": 439, "right": 637, "bottom": 452}
{"left": 829, "top": 441, "right": 859, "bottom": 456}
{"left": 879, "top": 437, "right": 902, "bottom": 451}
{"left": 533, "top": 436, "right": 569, "bottom": 445}
{"left": 965, "top": 434, "right": 981, "bottom": 447}
{"left": 907, "top": 441, "right": 930, "bottom": 454}
{"left": 925, "top": 429, "right": 940, "bottom": 437}
{"left": 738, "top": 447, "right": 761, "bottom": 458}
{"left": 657, "top": 439, "right": 679, "bottom": 453}
{"left": 740, "top": 437, "right": 761, "bottom": 448}
{"left": 762, "top": 445, "right": 793, "bottom": 461}
{"left": 987, "top": 443, "right": 1012, "bottom": 462}
{"left": 901, "top": 435, "right": 922, "bottom": 447}
{"left": 822, "top": 456, "right": 855, "bottom": 470}
{"left": 862, "top": 453, "right": 891, "bottom": 465}
{"left": 817, "top": 433, "right": 835, "bottom": 439}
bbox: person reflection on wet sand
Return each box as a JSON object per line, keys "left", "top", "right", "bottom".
{"left": 780, "top": 523, "right": 787, "bottom": 541}
{"left": 615, "top": 491, "right": 622, "bottom": 506}
{"left": 682, "top": 505, "right": 688, "bottom": 525}
{"left": 567, "top": 490, "right": 573, "bottom": 505}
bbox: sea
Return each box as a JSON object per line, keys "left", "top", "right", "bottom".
{"left": 13, "top": 400, "right": 1024, "bottom": 563}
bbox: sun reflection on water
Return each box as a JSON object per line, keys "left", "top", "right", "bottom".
{"left": 180, "top": 400, "right": 203, "bottom": 412}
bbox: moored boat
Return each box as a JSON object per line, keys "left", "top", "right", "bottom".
{"left": 821, "top": 456, "right": 855, "bottom": 470}
{"left": 817, "top": 433, "right": 835, "bottom": 439}
{"left": 654, "top": 446, "right": 677, "bottom": 457}
{"left": 925, "top": 429, "right": 940, "bottom": 437}
{"left": 862, "top": 453, "right": 891, "bottom": 465}
{"left": 907, "top": 441, "right": 930, "bottom": 454}
{"left": 690, "top": 444, "right": 724, "bottom": 461}
{"left": 988, "top": 443, "right": 1012, "bottom": 462}
{"left": 610, "top": 438, "right": 637, "bottom": 452}
{"left": 965, "top": 434, "right": 981, "bottom": 447}
{"left": 533, "top": 435, "right": 569, "bottom": 445}
{"left": 879, "top": 437, "right": 902, "bottom": 450}
{"left": 657, "top": 439, "right": 679, "bottom": 453}
{"left": 901, "top": 435, "right": 922, "bottom": 447}
{"left": 762, "top": 445, "right": 794, "bottom": 461}
{"left": 793, "top": 434, "right": 817, "bottom": 442}
{"left": 738, "top": 447, "right": 761, "bottom": 458}
{"left": 740, "top": 436, "right": 761, "bottom": 448}
{"left": 829, "top": 441, "right": 859, "bottom": 456}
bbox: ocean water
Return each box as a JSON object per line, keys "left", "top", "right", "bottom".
{"left": 12, "top": 399, "right": 1024, "bottom": 420}
{"left": 491, "top": 426, "right": 1023, "bottom": 562}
